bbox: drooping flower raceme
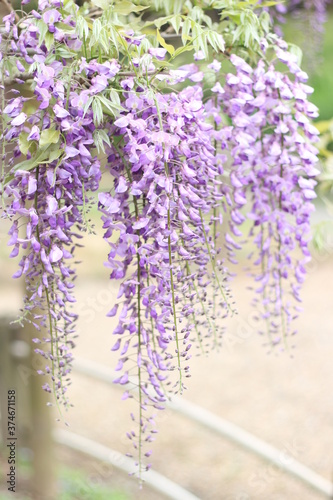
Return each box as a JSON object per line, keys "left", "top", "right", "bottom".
{"left": 98, "top": 79, "right": 233, "bottom": 469}
{"left": 0, "top": 7, "right": 231, "bottom": 466}
{"left": 2, "top": 78, "right": 104, "bottom": 405}
{"left": 0, "top": 0, "right": 320, "bottom": 475}
{"left": 210, "top": 38, "right": 319, "bottom": 346}
{"left": 265, "top": 0, "right": 329, "bottom": 70}
{"left": 0, "top": 9, "right": 118, "bottom": 404}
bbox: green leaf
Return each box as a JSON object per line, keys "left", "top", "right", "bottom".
{"left": 39, "top": 128, "right": 60, "bottom": 148}
{"left": 113, "top": 1, "right": 148, "bottom": 14}
{"left": 6, "top": 154, "right": 46, "bottom": 179}
{"left": 191, "top": 23, "right": 208, "bottom": 57}
{"left": 28, "top": 61, "right": 38, "bottom": 75}
{"left": 37, "top": 20, "right": 48, "bottom": 47}
{"left": 55, "top": 47, "right": 77, "bottom": 59}
{"left": 63, "top": 0, "right": 77, "bottom": 12}
{"left": 109, "top": 25, "right": 119, "bottom": 55}
{"left": 83, "top": 96, "right": 94, "bottom": 118}
{"left": 191, "top": 6, "right": 204, "bottom": 22}
{"left": 182, "top": 18, "right": 192, "bottom": 45}
{"left": 44, "top": 31, "right": 54, "bottom": 51}
{"left": 5, "top": 146, "right": 62, "bottom": 183}
{"left": 172, "top": 44, "right": 194, "bottom": 59}
{"left": 157, "top": 29, "right": 175, "bottom": 55}
{"left": 172, "top": 0, "right": 183, "bottom": 14}
{"left": 55, "top": 22, "right": 75, "bottom": 34}
{"left": 109, "top": 89, "right": 121, "bottom": 107}
{"left": 93, "top": 129, "right": 111, "bottom": 154}
{"left": 99, "top": 28, "right": 110, "bottom": 53}
{"left": 92, "top": 19, "right": 102, "bottom": 45}
{"left": 231, "top": 9, "right": 260, "bottom": 48}
{"left": 97, "top": 95, "right": 123, "bottom": 118}
{"left": 288, "top": 43, "right": 303, "bottom": 67}
{"left": 207, "top": 30, "right": 225, "bottom": 53}
{"left": 260, "top": 0, "right": 280, "bottom": 6}
{"left": 49, "top": 148, "right": 62, "bottom": 163}
{"left": 202, "top": 13, "right": 213, "bottom": 28}
{"left": 18, "top": 133, "right": 31, "bottom": 156}
{"left": 91, "top": 0, "right": 111, "bottom": 9}
{"left": 112, "top": 134, "right": 124, "bottom": 147}
{"left": 259, "top": 10, "right": 270, "bottom": 33}
{"left": 76, "top": 15, "right": 90, "bottom": 39}
{"left": 153, "top": 15, "right": 173, "bottom": 30}
{"left": 92, "top": 98, "right": 104, "bottom": 126}
{"left": 170, "top": 14, "right": 182, "bottom": 34}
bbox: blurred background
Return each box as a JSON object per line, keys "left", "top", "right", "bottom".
{"left": 1, "top": 3, "right": 333, "bottom": 500}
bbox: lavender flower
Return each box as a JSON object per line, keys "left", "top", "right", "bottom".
{"left": 210, "top": 39, "right": 319, "bottom": 347}
{"left": 264, "top": 0, "right": 329, "bottom": 70}
{"left": 0, "top": 0, "right": 320, "bottom": 475}
{"left": 97, "top": 76, "right": 234, "bottom": 470}
{"left": 2, "top": 51, "right": 102, "bottom": 407}
{"left": 43, "top": 9, "right": 61, "bottom": 32}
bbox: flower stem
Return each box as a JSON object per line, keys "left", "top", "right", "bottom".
{"left": 199, "top": 208, "right": 233, "bottom": 314}
{"left": 154, "top": 96, "right": 182, "bottom": 392}
{"left": 167, "top": 209, "right": 183, "bottom": 392}
{"left": 113, "top": 139, "right": 144, "bottom": 471}
{"left": 34, "top": 166, "right": 61, "bottom": 413}
{"left": 136, "top": 250, "right": 143, "bottom": 477}
{"left": 278, "top": 127, "right": 288, "bottom": 351}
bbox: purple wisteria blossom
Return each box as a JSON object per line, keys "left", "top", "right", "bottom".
{"left": 208, "top": 39, "right": 319, "bottom": 347}
{"left": 1, "top": 14, "right": 103, "bottom": 405}
{"left": 264, "top": 0, "right": 329, "bottom": 70}
{"left": 0, "top": 0, "right": 320, "bottom": 475}
{"left": 98, "top": 79, "right": 233, "bottom": 469}
{"left": 43, "top": 9, "right": 61, "bottom": 32}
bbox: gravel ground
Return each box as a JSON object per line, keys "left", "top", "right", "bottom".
{"left": 1, "top": 217, "right": 333, "bottom": 499}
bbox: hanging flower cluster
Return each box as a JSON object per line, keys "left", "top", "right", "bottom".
{"left": 0, "top": 0, "right": 320, "bottom": 473}
{"left": 267, "top": 0, "right": 328, "bottom": 31}
{"left": 266, "top": 0, "right": 329, "bottom": 70}
{"left": 209, "top": 38, "right": 319, "bottom": 346}
{"left": 289, "top": 0, "right": 328, "bottom": 27}
{"left": 0, "top": 6, "right": 114, "bottom": 404}
{"left": 98, "top": 76, "right": 235, "bottom": 466}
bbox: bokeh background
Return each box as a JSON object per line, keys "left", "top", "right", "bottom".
{"left": 1, "top": 4, "right": 333, "bottom": 500}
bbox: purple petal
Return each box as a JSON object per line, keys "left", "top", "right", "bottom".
{"left": 133, "top": 218, "right": 149, "bottom": 230}
{"left": 114, "top": 116, "right": 130, "bottom": 128}
{"left": 12, "top": 112, "right": 27, "bottom": 126}
{"left": 46, "top": 195, "right": 58, "bottom": 216}
{"left": 98, "top": 192, "right": 120, "bottom": 213}
{"left": 107, "top": 304, "right": 118, "bottom": 317}
{"left": 115, "top": 176, "right": 127, "bottom": 193}
{"left": 27, "top": 125, "right": 40, "bottom": 141}
{"left": 111, "top": 339, "right": 121, "bottom": 351}
{"left": 49, "top": 245, "right": 63, "bottom": 263}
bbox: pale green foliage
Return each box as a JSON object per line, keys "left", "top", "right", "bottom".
{"left": 24, "top": 0, "right": 274, "bottom": 72}
{"left": 18, "top": 133, "right": 32, "bottom": 156}
{"left": 93, "top": 129, "right": 112, "bottom": 154}
{"left": 76, "top": 15, "right": 90, "bottom": 39}
{"left": 288, "top": 42, "right": 303, "bottom": 66}
{"left": 231, "top": 9, "right": 261, "bottom": 47}
{"left": 39, "top": 128, "right": 60, "bottom": 148}
{"left": 150, "top": 0, "right": 184, "bottom": 15}
{"left": 7, "top": 147, "right": 62, "bottom": 182}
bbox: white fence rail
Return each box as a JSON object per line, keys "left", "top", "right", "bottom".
{"left": 54, "top": 429, "right": 201, "bottom": 500}
{"left": 71, "top": 357, "right": 333, "bottom": 499}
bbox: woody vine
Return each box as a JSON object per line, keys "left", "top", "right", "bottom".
{"left": 0, "top": 0, "right": 324, "bottom": 475}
